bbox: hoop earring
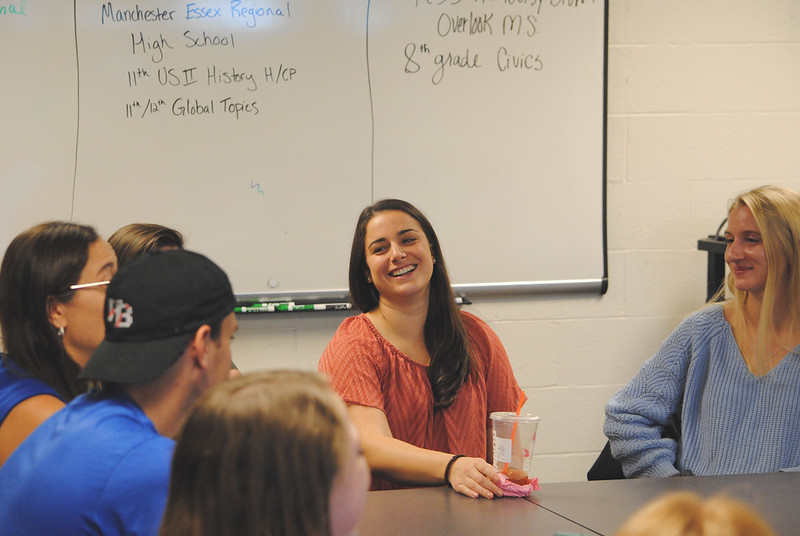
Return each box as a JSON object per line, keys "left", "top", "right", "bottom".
{"left": 57, "top": 326, "right": 65, "bottom": 338}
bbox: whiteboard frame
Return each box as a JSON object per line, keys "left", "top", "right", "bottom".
{"left": 235, "top": 0, "right": 610, "bottom": 304}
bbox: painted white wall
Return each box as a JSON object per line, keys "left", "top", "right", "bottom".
{"left": 231, "top": 0, "right": 800, "bottom": 483}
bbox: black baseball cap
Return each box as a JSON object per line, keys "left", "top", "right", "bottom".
{"left": 79, "top": 249, "right": 236, "bottom": 384}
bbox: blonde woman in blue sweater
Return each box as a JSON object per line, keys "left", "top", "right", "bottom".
{"left": 605, "top": 186, "right": 800, "bottom": 478}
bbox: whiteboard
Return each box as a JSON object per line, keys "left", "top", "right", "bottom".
{"left": 1, "top": 0, "right": 607, "bottom": 300}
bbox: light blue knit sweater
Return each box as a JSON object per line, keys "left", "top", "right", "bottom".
{"left": 604, "top": 304, "right": 800, "bottom": 478}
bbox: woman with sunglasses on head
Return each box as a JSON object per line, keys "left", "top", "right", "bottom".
{"left": 319, "top": 199, "right": 523, "bottom": 499}
{"left": 0, "top": 221, "right": 117, "bottom": 465}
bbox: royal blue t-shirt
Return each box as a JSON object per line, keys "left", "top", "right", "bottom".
{"left": 0, "top": 355, "right": 63, "bottom": 425}
{"left": 0, "top": 386, "right": 174, "bottom": 536}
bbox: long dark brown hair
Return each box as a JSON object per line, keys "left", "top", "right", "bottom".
{"left": 348, "top": 199, "right": 472, "bottom": 409}
{"left": 0, "top": 221, "right": 98, "bottom": 400}
{"left": 159, "top": 371, "right": 349, "bottom": 536}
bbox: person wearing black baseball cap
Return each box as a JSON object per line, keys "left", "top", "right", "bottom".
{"left": 0, "top": 249, "right": 238, "bottom": 536}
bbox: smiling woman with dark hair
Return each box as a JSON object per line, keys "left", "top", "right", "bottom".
{"left": 319, "top": 199, "right": 522, "bottom": 499}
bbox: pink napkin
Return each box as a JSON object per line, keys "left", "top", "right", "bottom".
{"left": 497, "top": 473, "right": 541, "bottom": 497}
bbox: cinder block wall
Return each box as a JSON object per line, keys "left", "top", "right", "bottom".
{"left": 232, "top": 0, "right": 800, "bottom": 483}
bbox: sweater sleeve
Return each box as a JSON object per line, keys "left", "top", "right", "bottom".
{"left": 603, "top": 315, "right": 697, "bottom": 478}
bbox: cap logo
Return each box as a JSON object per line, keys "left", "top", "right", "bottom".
{"left": 107, "top": 298, "right": 134, "bottom": 328}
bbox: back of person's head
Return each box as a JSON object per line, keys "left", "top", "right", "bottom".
{"left": 0, "top": 221, "right": 99, "bottom": 399}
{"left": 78, "top": 249, "right": 235, "bottom": 386}
{"left": 108, "top": 223, "right": 184, "bottom": 268}
{"left": 159, "top": 370, "right": 368, "bottom": 536}
{"left": 727, "top": 186, "right": 800, "bottom": 308}
{"left": 615, "top": 492, "right": 777, "bottom": 536}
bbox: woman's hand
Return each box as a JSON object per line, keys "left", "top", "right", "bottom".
{"left": 447, "top": 456, "right": 504, "bottom": 499}
{"left": 348, "top": 405, "right": 504, "bottom": 497}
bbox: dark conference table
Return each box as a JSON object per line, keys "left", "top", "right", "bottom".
{"left": 357, "top": 485, "right": 589, "bottom": 536}
{"left": 358, "top": 472, "right": 800, "bottom": 536}
{"left": 527, "top": 471, "right": 800, "bottom": 536}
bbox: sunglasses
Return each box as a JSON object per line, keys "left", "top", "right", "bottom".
{"left": 55, "top": 280, "right": 111, "bottom": 294}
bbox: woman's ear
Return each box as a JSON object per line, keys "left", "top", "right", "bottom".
{"left": 47, "top": 295, "right": 66, "bottom": 331}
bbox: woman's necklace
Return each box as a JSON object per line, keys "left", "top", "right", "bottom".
{"left": 742, "top": 327, "right": 796, "bottom": 374}
{"left": 730, "top": 302, "right": 800, "bottom": 374}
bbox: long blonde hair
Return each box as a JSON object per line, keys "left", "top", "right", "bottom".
{"left": 615, "top": 492, "right": 776, "bottom": 536}
{"left": 159, "top": 371, "right": 351, "bottom": 536}
{"left": 723, "top": 186, "right": 800, "bottom": 375}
